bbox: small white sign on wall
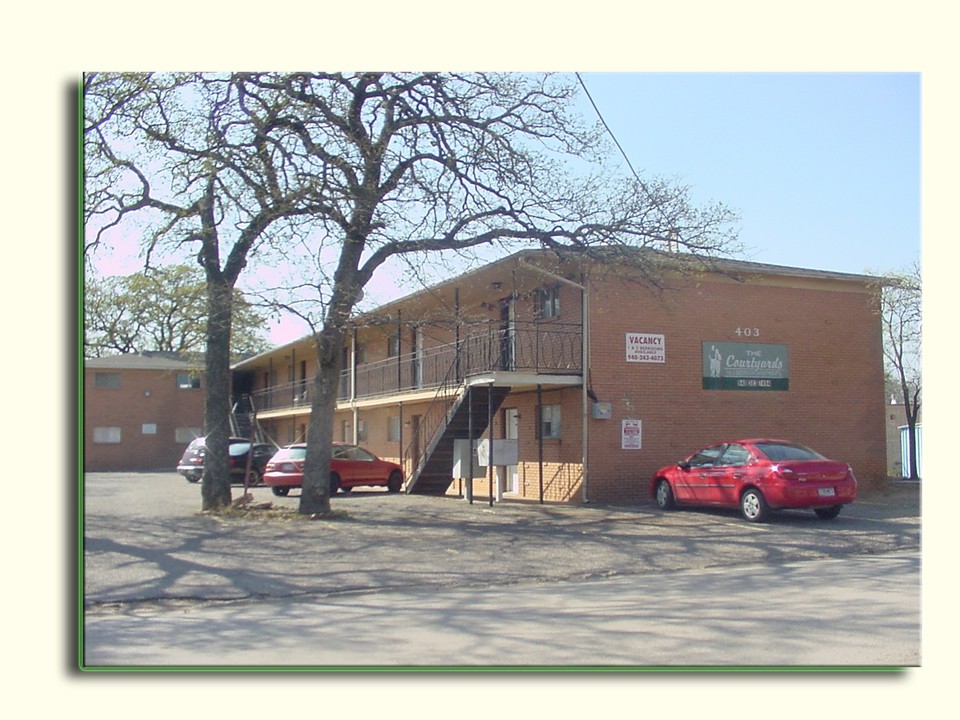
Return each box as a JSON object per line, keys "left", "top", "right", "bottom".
{"left": 621, "top": 419, "right": 642, "bottom": 450}
{"left": 626, "top": 333, "right": 665, "bottom": 363}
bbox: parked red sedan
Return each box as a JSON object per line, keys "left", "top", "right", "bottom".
{"left": 650, "top": 439, "right": 857, "bottom": 522}
{"left": 263, "top": 443, "right": 405, "bottom": 497}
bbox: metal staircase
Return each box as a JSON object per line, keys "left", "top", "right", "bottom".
{"left": 230, "top": 394, "right": 269, "bottom": 444}
{"left": 406, "top": 384, "right": 511, "bottom": 495}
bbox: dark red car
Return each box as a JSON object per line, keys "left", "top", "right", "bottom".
{"left": 650, "top": 438, "right": 857, "bottom": 522}
{"left": 263, "top": 443, "right": 405, "bottom": 497}
{"left": 176, "top": 436, "right": 276, "bottom": 485}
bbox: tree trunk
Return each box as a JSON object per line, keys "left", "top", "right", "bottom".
{"left": 299, "top": 324, "right": 348, "bottom": 515}
{"left": 201, "top": 278, "right": 234, "bottom": 510}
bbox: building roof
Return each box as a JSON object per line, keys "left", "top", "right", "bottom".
{"left": 232, "top": 249, "right": 884, "bottom": 370}
{"left": 85, "top": 353, "right": 200, "bottom": 372}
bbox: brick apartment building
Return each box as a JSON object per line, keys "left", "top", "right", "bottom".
{"left": 84, "top": 353, "right": 205, "bottom": 471}
{"left": 232, "top": 250, "right": 887, "bottom": 505}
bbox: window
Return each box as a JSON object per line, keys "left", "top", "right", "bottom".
{"left": 689, "top": 445, "right": 726, "bottom": 468}
{"left": 357, "top": 418, "right": 367, "bottom": 442}
{"left": 388, "top": 416, "right": 401, "bottom": 442}
{"left": 176, "top": 373, "right": 200, "bottom": 389}
{"left": 539, "top": 404, "right": 561, "bottom": 439}
{"left": 93, "top": 427, "right": 122, "bottom": 444}
{"left": 387, "top": 333, "right": 400, "bottom": 358}
{"left": 719, "top": 444, "right": 751, "bottom": 466}
{"left": 94, "top": 372, "right": 121, "bottom": 389}
{"left": 142, "top": 423, "right": 157, "bottom": 435}
{"left": 175, "top": 427, "right": 203, "bottom": 444}
{"left": 534, "top": 285, "right": 560, "bottom": 319}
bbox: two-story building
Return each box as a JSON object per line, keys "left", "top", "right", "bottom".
{"left": 231, "top": 250, "right": 887, "bottom": 505}
{"left": 84, "top": 353, "right": 206, "bottom": 471}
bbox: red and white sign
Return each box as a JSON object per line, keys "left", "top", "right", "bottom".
{"left": 626, "top": 333, "right": 665, "bottom": 363}
{"left": 621, "top": 419, "right": 642, "bottom": 450}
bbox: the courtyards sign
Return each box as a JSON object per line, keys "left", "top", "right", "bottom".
{"left": 702, "top": 341, "right": 790, "bottom": 391}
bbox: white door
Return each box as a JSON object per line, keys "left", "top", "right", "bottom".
{"left": 504, "top": 408, "right": 519, "bottom": 495}
{"left": 414, "top": 326, "right": 424, "bottom": 388}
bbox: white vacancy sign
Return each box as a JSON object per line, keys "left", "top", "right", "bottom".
{"left": 626, "top": 333, "right": 665, "bottom": 363}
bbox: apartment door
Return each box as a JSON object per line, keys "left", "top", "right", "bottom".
{"left": 499, "top": 297, "right": 516, "bottom": 370}
{"left": 410, "top": 414, "right": 422, "bottom": 472}
{"left": 503, "top": 407, "right": 519, "bottom": 495}
{"left": 413, "top": 326, "right": 424, "bottom": 388}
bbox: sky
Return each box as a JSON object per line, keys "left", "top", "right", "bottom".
{"left": 86, "top": 72, "right": 921, "bottom": 347}
{"left": 268, "top": 72, "right": 921, "bottom": 345}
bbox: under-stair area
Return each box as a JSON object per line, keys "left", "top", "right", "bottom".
{"left": 406, "top": 384, "right": 511, "bottom": 495}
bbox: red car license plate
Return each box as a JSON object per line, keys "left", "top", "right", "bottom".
{"left": 818, "top": 487, "right": 836, "bottom": 497}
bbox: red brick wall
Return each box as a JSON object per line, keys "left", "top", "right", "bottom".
{"left": 84, "top": 368, "right": 205, "bottom": 471}
{"left": 582, "top": 273, "right": 887, "bottom": 504}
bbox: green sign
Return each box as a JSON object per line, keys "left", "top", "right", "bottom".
{"left": 702, "top": 342, "right": 789, "bottom": 391}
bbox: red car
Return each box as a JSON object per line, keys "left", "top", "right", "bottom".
{"left": 263, "top": 443, "right": 405, "bottom": 497}
{"left": 650, "top": 439, "right": 857, "bottom": 522}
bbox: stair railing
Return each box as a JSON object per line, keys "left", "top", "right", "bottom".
{"left": 402, "top": 346, "right": 466, "bottom": 488}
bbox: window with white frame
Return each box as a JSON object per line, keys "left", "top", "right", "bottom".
{"left": 539, "top": 403, "right": 561, "bottom": 439}
{"left": 176, "top": 373, "right": 200, "bottom": 389}
{"left": 94, "top": 372, "right": 121, "bottom": 389}
{"left": 387, "top": 416, "right": 401, "bottom": 442}
{"left": 175, "top": 427, "right": 202, "bottom": 443}
{"left": 142, "top": 423, "right": 157, "bottom": 435}
{"left": 387, "top": 333, "right": 400, "bottom": 358}
{"left": 93, "top": 427, "right": 122, "bottom": 444}
{"left": 534, "top": 285, "right": 560, "bottom": 319}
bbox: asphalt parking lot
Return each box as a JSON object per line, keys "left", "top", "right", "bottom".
{"left": 83, "top": 473, "right": 921, "bottom": 608}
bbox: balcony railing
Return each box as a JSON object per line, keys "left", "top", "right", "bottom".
{"left": 250, "top": 320, "right": 582, "bottom": 413}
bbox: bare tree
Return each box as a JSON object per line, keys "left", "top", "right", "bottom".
{"left": 85, "top": 73, "right": 334, "bottom": 509}
{"left": 879, "top": 263, "right": 922, "bottom": 480}
{"left": 234, "top": 73, "right": 740, "bottom": 514}
{"left": 84, "top": 72, "right": 741, "bottom": 516}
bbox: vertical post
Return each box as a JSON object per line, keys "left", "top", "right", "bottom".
{"left": 455, "top": 288, "right": 461, "bottom": 382}
{"left": 581, "top": 275, "right": 589, "bottom": 504}
{"left": 397, "top": 310, "right": 402, "bottom": 393}
{"left": 537, "top": 383, "right": 544, "bottom": 504}
{"left": 467, "top": 386, "right": 474, "bottom": 504}
{"left": 488, "top": 382, "right": 494, "bottom": 507}
{"left": 398, "top": 401, "right": 404, "bottom": 478}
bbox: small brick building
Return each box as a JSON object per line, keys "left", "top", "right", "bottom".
{"left": 84, "top": 353, "right": 205, "bottom": 471}
{"left": 233, "top": 250, "right": 887, "bottom": 505}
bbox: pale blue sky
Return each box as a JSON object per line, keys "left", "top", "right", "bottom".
{"left": 86, "top": 72, "right": 922, "bottom": 344}
{"left": 573, "top": 72, "right": 920, "bottom": 276}
{"left": 278, "top": 72, "right": 921, "bottom": 344}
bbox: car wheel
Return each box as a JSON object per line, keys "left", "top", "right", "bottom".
{"left": 246, "top": 469, "right": 261, "bottom": 487}
{"left": 272, "top": 486, "right": 290, "bottom": 497}
{"left": 329, "top": 472, "right": 341, "bottom": 495}
{"left": 185, "top": 476, "right": 200, "bottom": 484}
{"left": 387, "top": 470, "right": 404, "bottom": 493}
{"left": 654, "top": 479, "right": 675, "bottom": 510}
{"left": 740, "top": 488, "right": 769, "bottom": 523}
{"left": 340, "top": 486, "right": 352, "bottom": 493}
{"left": 814, "top": 504, "right": 843, "bottom": 520}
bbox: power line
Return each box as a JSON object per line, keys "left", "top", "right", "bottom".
{"left": 575, "top": 72, "right": 641, "bottom": 182}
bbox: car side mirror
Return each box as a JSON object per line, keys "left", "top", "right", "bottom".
{"left": 678, "top": 460, "right": 691, "bottom": 471}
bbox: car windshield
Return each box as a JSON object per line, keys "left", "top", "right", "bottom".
{"left": 755, "top": 442, "right": 825, "bottom": 461}
{"left": 228, "top": 443, "right": 251, "bottom": 456}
